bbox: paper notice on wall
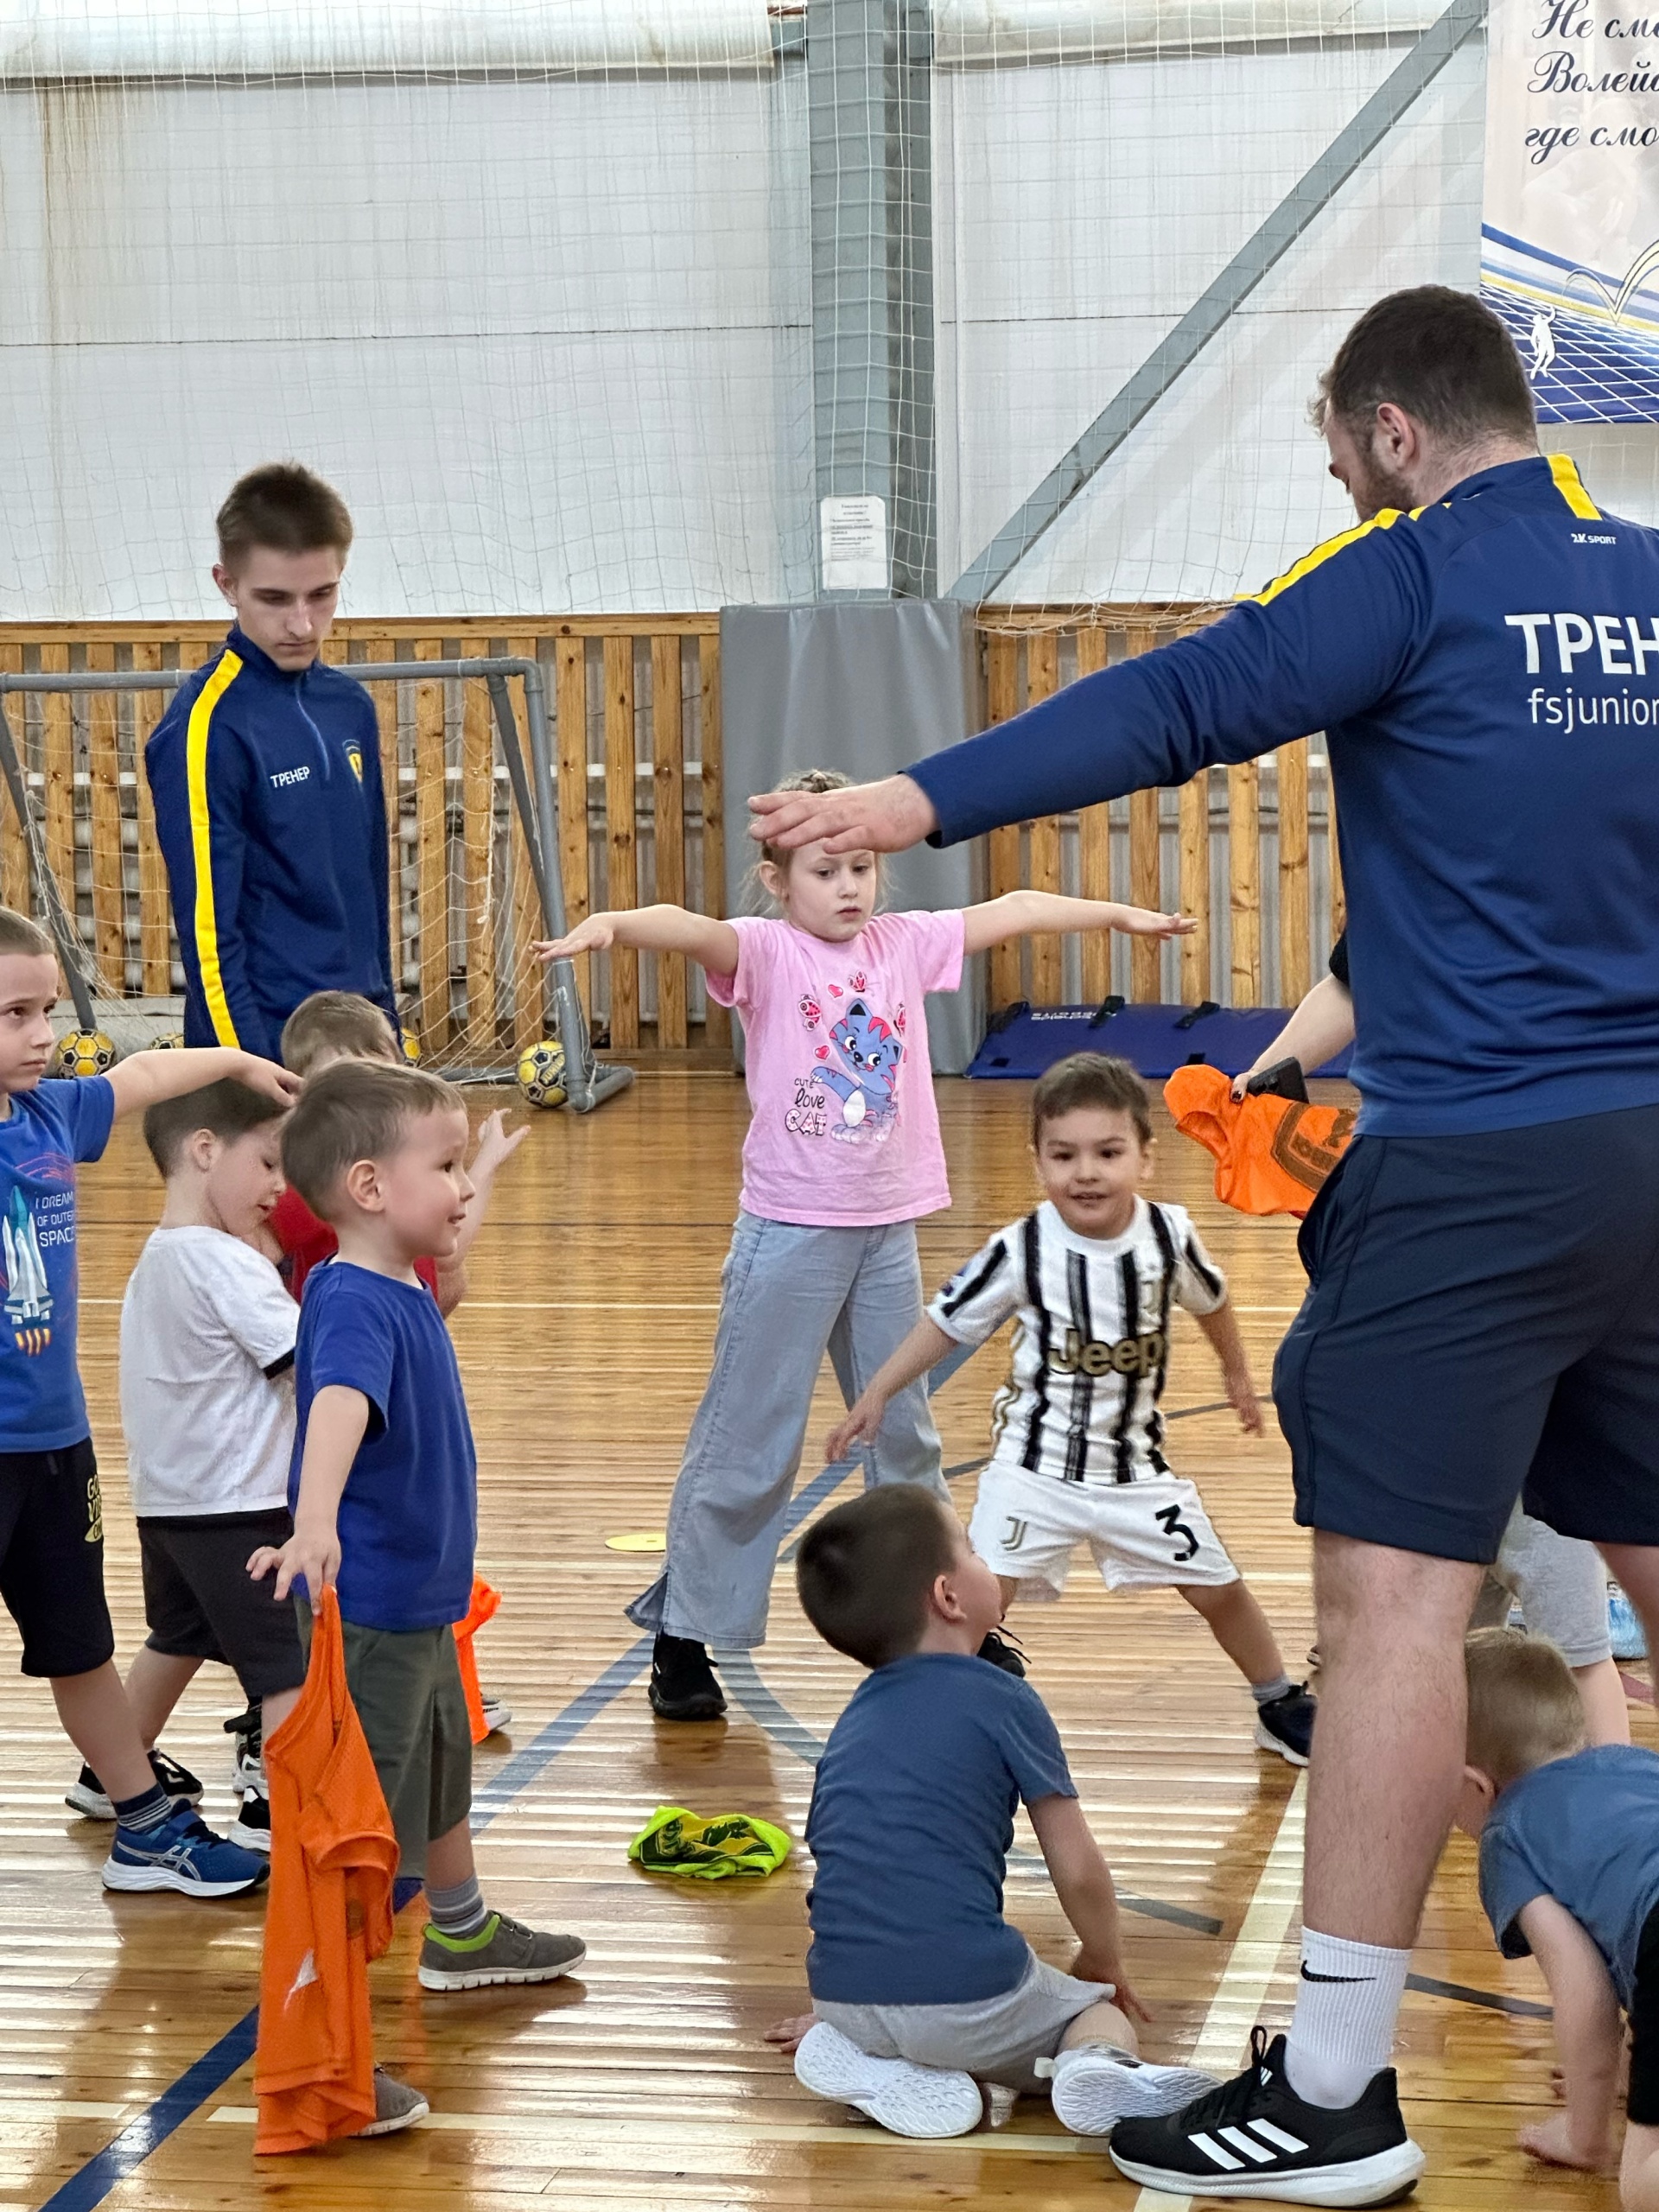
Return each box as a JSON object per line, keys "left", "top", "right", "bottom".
{"left": 1482, "top": 0, "right": 1659, "bottom": 419}
{"left": 819, "top": 496, "right": 888, "bottom": 592}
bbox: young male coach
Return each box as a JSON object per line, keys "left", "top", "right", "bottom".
{"left": 146, "top": 465, "right": 398, "bottom": 1061}
{"left": 751, "top": 286, "right": 1659, "bottom": 2207}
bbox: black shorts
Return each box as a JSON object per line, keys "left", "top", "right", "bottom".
{"left": 138, "top": 1509, "right": 307, "bottom": 1701}
{"left": 0, "top": 1439, "right": 114, "bottom": 1677}
{"left": 1627, "top": 1902, "right": 1659, "bottom": 2126}
{"left": 1274, "top": 1102, "right": 1659, "bottom": 1562}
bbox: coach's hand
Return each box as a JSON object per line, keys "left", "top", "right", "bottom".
{"left": 749, "top": 772, "right": 938, "bottom": 856}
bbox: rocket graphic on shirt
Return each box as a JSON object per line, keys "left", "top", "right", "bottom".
{"left": 3, "top": 1186, "right": 52, "bottom": 1353}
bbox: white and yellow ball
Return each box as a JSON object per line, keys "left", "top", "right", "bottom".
{"left": 400, "top": 1027, "right": 422, "bottom": 1065}
{"left": 152, "top": 1031, "right": 185, "bottom": 1051}
{"left": 50, "top": 1030, "right": 118, "bottom": 1079}
{"left": 517, "top": 1038, "right": 567, "bottom": 1109}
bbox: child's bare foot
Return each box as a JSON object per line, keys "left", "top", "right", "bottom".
{"left": 1519, "top": 2113, "right": 1618, "bottom": 2171}
{"left": 765, "top": 2012, "right": 816, "bottom": 2055}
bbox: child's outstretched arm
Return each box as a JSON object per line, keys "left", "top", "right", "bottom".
{"left": 1027, "top": 1794, "right": 1149, "bottom": 2020}
{"left": 534, "top": 906, "right": 740, "bottom": 978}
{"left": 106, "top": 1045, "right": 299, "bottom": 1122}
{"left": 1513, "top": 1895, "right": 1622, "bottom": 2172}
{"left": 1193, "top": 1299, "right": 1264, "bottom": 1434}
{"left": 433, "top": 1108, "right": 528, "bottom": 1316}
{"left": 960, "top": 891, "right": 1192, "bottom": 955}
{"left": 246, "top": 1384, "right": 370, "bottom": 1601}
{"left": 825, "top": 1316, "right": 956, "bottom": 1462}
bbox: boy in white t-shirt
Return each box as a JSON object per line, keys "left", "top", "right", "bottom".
{"left": 65, "top": 1080, "right": 304, "bottom": 1847}
{"left": 830, "top": 1053, "right": 1316, "bottom": 1764}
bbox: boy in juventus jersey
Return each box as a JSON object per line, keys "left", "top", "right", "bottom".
{"left": 829, "top": 1054, "right": 1315, "bottom": 1765}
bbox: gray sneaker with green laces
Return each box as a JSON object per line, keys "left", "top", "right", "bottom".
{"left": 416, "top": 1911, "right": 587, "bottom": 1992}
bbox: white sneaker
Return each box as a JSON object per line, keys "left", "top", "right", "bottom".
{"left": 1039, "top": 2044, "right": 1220, "bottom": 2137}
{"left": 793, "top": 2020, "right": 984, "bottom": 2139}
{"left": 480, "top": 1691, "right": 512, "bottom": 1734}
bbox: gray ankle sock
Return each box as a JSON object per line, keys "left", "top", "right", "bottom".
{"left": 1250, "top": 1673, "right": 1293, "bottom": 1706}
{"left": 426, "top": 1873, "right": 490, "bottom": 1940}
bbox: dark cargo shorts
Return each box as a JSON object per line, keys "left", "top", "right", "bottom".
{"left": 1274, "top": 1102, "right": 1659, "bottom": 1562}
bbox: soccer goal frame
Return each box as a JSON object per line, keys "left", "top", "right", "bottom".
{"left": 0, "top": 656, "right": 632, "bottom": 1115}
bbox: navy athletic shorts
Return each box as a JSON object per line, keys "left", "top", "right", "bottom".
{"left": 1274, "top": 1101, "right": 1659, "bottom": 1561}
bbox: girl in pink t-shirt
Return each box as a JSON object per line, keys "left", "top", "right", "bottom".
{"left": 535, "top": 770, "right": 1191, "bottom": 1720}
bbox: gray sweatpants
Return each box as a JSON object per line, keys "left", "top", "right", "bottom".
{"left": 1468, "top": 1503, "right": 1612, "bottom": 1669}
{"left": 627, "top": 1211, "right": 949, "bottom": 1649}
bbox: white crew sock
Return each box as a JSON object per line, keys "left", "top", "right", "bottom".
{"left": 1284, "top": 1929, "right": 1410, "bottom": 2109}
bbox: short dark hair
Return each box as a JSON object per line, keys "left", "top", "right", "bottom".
{"left": 281, "top": 1060, "right": 462, "bottom": 1218}
{"left": 1317, "top": 287, "right": 1536, "bottom": 447}
{"left": 143, "top": 1078, "right": 289, "bottom": 1178}
{"left": 795, "top": 1485, "right": 960, "bottom": 1669}
{"left": 0, "top": 906, "right": 53, "bottom": 961}
{"left": 1031, "top": 1052, "right": 1154, "bottom": 1147}
{"left": 281, "top": 990, "right": 399, "bottom": 1077}
{"left": 216, "top": 463, "right": 354, "bottom": 571}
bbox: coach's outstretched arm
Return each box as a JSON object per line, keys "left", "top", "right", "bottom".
{"left": 751, "top": 517, "right": 1427, "bottom": 855}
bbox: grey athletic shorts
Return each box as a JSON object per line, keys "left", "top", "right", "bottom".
{"left": 1473, "top": 1503, "right": 1612, "bottom": 1669}
{"left": 812, "top": 1948, "right": 1112, "bottom": 2093}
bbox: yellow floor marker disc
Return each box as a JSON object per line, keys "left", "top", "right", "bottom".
{"left": 606, "top": 1531, "right": 667, "bottom": 1552}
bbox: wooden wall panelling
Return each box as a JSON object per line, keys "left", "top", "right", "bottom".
{"left": 1124, "top": 624, "right": 1162, "bottom": 1003}
{"left": 413, "top": 639, "right": 452, "bottom": 1052}
{"left": 602, "top": 636, "right": 639, "bottom": 1050}
{"left": 130, "top": 644, "right": 172, "bottom": 995}
{"left": 505, "top": 638, "right": 547, "bottom": 1053}
{"left": 697, "top": 632, "right": 729, "bottom": 1052}
{"left": 1023, "top": 632, "right": 1062, "bottom": 1003}
{"left": 461, "top": 670, "right": 497, "bottom": 1056}
{"left": 652, "top": 636, "right": 687, "bottom": 1049}
{"left": 84, "top": 645, "right": 124, "bottom": 984}
{"left": 0, "top": 647, "right": 28, "bottom": 918}
{"left": 1227, "top": 757, "right": 1261, "bottom": 1007}
{"left": 1178, "top": 771, "right": 1211, "bottom": 1007}
{"left": 555, "top": 637, "right": 592, "bottom": 1020}
{"left": 1328, "top": 766, "right": 1346, "bottom": 938}
{"left": 1277, "top": 738, "right": 1310, "bottom": 1008}
{"left": 39, "top": 646, "right": 74, "bottom": 948}
{"left": 1073, "top": 626, "right": 1113, "bottom": 1006}
{"left": 982, "top": 634, "right": 1022, "bottom": 1013}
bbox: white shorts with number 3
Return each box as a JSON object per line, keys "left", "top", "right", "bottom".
{"left": 968, "top": 1458, "right": 1239, "bottom": 1599}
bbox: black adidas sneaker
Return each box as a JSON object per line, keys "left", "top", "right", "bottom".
{"left": 1109, "top": 2028, "right": 1425, "bottom": 2207}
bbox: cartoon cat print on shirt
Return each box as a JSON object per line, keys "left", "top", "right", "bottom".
{"left": 791, "top": 980, "right": 907, "bottom": 1145}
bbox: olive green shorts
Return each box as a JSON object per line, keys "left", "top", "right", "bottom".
{"left": 296, "top": 1602, "right": 473, "bottom": 1879}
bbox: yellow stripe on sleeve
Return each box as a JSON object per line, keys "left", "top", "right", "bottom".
{"left": 185, "top": 650, "right": 245, "bottom": 1047}
{"left": 1548, "top": 453, "right": 1601, "bottom": 520}
{"left": 1250, "top": 508, "right": 1405, "bottom": 607}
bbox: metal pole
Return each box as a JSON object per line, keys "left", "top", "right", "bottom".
{"left": 0, "top": 696, "right": 97, "bottom": 1031}
{"left": 945, "top": 0, "right": 1488, "bottom": 603}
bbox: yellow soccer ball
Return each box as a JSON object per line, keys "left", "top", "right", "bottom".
{"left": 400, "top": 1027, "right": 422, "bottom": 1065}
{"left": 152, "top": 1031, "right": 185, "bottom": 1050}
{"left": 50, "top": 1030, "right": 118, "bottom": 1079}
{"left": 517, "top": 1039, "right": 567, "bottom": 1109}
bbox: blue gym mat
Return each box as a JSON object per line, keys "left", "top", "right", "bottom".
{"left": 965, "top": 1000, "right": 1355, "bottom": 1082}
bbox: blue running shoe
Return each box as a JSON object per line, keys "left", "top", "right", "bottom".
{"left": 102, "top": 1805, "right": 268, "bottom": 1897}
{"left": 1254, "top": 1682, "right": 1316, "bottom": 1767}
{"left": 1610, "top": 1586, "right": 1648, "bottom": 1662}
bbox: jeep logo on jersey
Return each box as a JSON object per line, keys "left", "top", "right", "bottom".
{"left": 1051, "top": 1327, "right": 1166, "bottom": 1378}
{"left": 344, "top": 741, "right": 363, "bottom": 781}
{"left": 269, "top": 764, "right": 311, "bottom": 789}
{"left": 1505, "top": 612, "right": 1659, "bottom": 674}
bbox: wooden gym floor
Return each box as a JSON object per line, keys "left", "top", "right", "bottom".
{"left": 5, "top": 1069, "right": 1643, "bottom": 2212}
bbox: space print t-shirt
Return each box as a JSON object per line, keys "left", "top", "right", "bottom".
{"left": 706, "top": 912, "right": 964, "bottom": 1226}
{"left": 0, "top": 1077, "right": 116, "bottom": 1452}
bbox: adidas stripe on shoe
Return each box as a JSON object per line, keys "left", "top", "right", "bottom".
{"left": 793, "top": 2020, "right": 984, "bottom": 2139}
{"left": 1108, "top": 2028, "right": 1425, "bottom": 2207}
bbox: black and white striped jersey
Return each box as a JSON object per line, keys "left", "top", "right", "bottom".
{"left": 927, "top": 1198, "right": 1228, "bottom": 1486}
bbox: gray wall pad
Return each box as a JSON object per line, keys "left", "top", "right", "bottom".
{"left": 719, "top": 600, "right": 982, "bottom": 1074}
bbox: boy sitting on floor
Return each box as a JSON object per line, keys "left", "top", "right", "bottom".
{"left": 1459, "top": 1624, "right": 1659, "bottom": 2209}
{"left": 774, "top": 1483, "right": 1216, "bottom": 2139}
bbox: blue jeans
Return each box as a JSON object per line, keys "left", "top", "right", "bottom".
{"left": 627, "top": 1212, "right": 948, "bottom": 1649}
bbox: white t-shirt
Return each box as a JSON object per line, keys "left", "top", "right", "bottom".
{"left": 927, "top": 1198, "right": 1228, "bottom": 1487}
{"left": 120, "top": 1226, "right": 299, "bottom": 1517}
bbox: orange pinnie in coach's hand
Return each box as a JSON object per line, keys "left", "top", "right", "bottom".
{"left": 254, "top": 1586, "right": 399, "bottom": 2154}
{"left": 1164, "top": 1062, "right": 1356, "bottom": 1219}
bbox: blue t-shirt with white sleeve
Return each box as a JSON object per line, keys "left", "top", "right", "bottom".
{"left": 0, "top": 1077, "right": 115, "bottom": 1452}
{"left": 289, "top": 1261, "right": 476, "bottom": 1631}
{"left": 1478, "top": 1744, "right": 1659, "bottom": 2010}
{"left": 804, "top": 1651, "right": 1077, "bottom": 2005}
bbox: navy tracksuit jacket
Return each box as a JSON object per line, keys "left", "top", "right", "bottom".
{"left": 145, "top": 628, "right": 397, "bottom": 1062}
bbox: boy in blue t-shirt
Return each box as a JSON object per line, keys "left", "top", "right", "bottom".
{"left": 0, "top": 903, "right": 295, "bottom": 1898}
{"left": 1459, "top": 1626, "right": 1659, "bottom": 2209}
{"left": 251, "top": 1060, "right": 584, "bottom": 2133}
{"left": 779, "top": 1483, "right": 1217, "bottom": 2139}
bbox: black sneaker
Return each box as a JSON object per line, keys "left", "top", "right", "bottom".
{"left": 229, "top": 1789, "right": 270, "bottom": 1855}
{"left": 65, "top": 1748, "right": 205, "bottom": 1822}
{"left": 223, "top": 1704, "right": 263, "bottom": 1793}
{"left": 977, "top": 1628, "right": 1027, "bottom": 1678}
{"left": 1109, "top": 2028, "right": 1424, "bottom": 2206}
{"left": 648, "top": 1633, "right": 726, "bottom": 1721}
{"left": 1255, "top": 1682, "right": 1317, "bottom": 1767}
